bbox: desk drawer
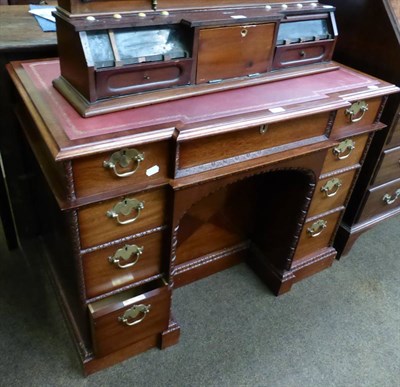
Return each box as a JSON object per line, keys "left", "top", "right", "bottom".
{"left": 321, "top": 133, "right": 369, "bottom": 174}
{"left": 358, "top": 178, "right": 400, "bottom": 222}
{"left": 179, "top": 112, "right": 329, "bottom": 169}
{"left": 83, "top": 231, "right": 166, "bottom": 299}
{"left": 95, "top": 59, "right": 192, "bottom": 99}
{"left": 387, "top": 111, "right": 400, "bottom": 147}
{"left": 273, "top": 40, "right": 334, "bottom": 69}
{"left": 293, "top": 211, "right": 342, "bottom": 261}
{"left": 78, "top": 188, "right": 168, "bottom": 249}
{"left": 330, "top": 97, "right": 382, "bottom": 138}
{"left": 73, "top": 141, "right": 170, "bottom": 198}
{"left": 372, "top": 146, "right": 400, "bottom": 186}
{"left": 89, "top": 282, "right": 170, "bottom": 357}
{"left": 308, "top": 169, "right": 357, "bottom": 218}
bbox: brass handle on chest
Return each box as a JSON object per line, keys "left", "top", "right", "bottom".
{"left": 307, "top": 219, "right": 328, "bottom": 238}
{"left": 382, "top": 189, "right": 400, "bottom": 205}
{"left": 103, "top": 148, "right": 144, "bottom": 178}
{"left": 321, "top": 178, "right": 343, "bottom": 197}
{"left": 118, "top": 304, "right": 150, "bottom": 326}
{"left": 345, "top": 101, "right": 369, "bottom": 123}
{"left": 109, "top": 244, "right": 144, "bottom": 269}
{"left": 333, "top": 139, "right": 355, "bottom": 160}
{"left": 106, "top": 198, "right": 144, "bottom": 225}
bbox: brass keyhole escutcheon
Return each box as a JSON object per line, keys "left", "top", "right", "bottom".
{"left": 321, "top": 178, "right": 342, "bottom": 198}
{"left": 333, "top": 139, "right": 356, "bottom": 160}
{"left": 307, "top": 219, "right": 328, "bottom": 238}
{"left": 118, "top": 304, "right": 151, "bottom": 326}
{"left": 103, "top": 148, "right": 144, "bottom": 178}
{"left": 106, "top": 198, "right": 145, "bottom": 225}
{"left": 382, "top": 189, "right": 400, "bottom": 205}
{"left": 109, "top": 244, "right": 144, "bottom": 269}
{"left": 241, "top": 28, "right": 248, "bottom": 37}
{"left": 259, "top": 124, "right": 268, "bottom": 135}
{"left": 345, "top": 101, "right": 369, "bottom": 123}
{"left": 299, "top": 50, "right": 306, "bottom": 57}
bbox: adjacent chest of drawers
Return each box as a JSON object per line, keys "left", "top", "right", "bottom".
{"left": 324, "top": 0, "right": 400, "bottom": 257}
{"left": 8, "top": 58, "right": 397, "bottom": 374}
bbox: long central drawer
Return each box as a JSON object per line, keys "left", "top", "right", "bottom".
{"left": 178, "top": 112, "right": 330, "bottom": 169}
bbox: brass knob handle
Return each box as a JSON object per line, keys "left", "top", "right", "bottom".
{"left": 103, "top": 148, "right": 144, "bottom": 178}
{"left": 106, "top": 198, "right": 144, "bottom": 225}
{"left": 109, "top": 244, "right": 144, "bottom": 269}
{"left": 382, "top": 189, "right": 400, "bottom": 205}
{"left": 321, "top": 178, "right": 343, "bottom": 198}
{"left": 345, "top": 101, "right": 369, "bottom": 123}
{"left": 118, "top": 304, "right": 150, "bottom": 326}
{"left": 333, "top": 139, "right": 356, "bottom": 160}
{"left": 307, "top": 219, "right": 328, "bottom": 238}
{"left": 299, "top": 50, "right": 306, "bottom": 57}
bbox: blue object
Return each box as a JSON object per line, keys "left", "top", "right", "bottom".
{"left": 29, "top": 5, "right": 56, "bottom": 32}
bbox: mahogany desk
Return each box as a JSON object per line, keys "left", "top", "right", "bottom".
{"left": 0, "top": 5, "right": 57, "bottom": 248}
{"left": 8, "top": 58, "right": 398, "bottom": 374}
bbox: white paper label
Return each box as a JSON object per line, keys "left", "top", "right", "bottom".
{"left": 231, "top": 15, "right": 247, "bottom": 19}
{"left": 368, "top": 85, "right": 379, "bottom": 90}
{"left": 269, "top": 107, "right": 286, "bottom": 113}
{"left": 146, "top": 165, "right": 160, "bottom": 177}
{"left": 123, "top": 294, "right": 146, "bottom": 307}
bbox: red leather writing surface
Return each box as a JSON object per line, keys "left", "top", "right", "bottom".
{"left": 22, "top": 60, "right": 377, "bottom": 140}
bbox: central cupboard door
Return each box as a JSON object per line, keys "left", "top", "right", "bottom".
{"left": 196, "top": 23, "right": 276, "bottom": 83}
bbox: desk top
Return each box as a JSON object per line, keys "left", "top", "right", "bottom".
{"left": 8, "top": 58, "right": 399, "bottom": 161}
{"left": 0, "top": 5, "right": 57, "bottom": 52}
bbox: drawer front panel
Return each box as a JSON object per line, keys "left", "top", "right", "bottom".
{"left": 372, "top": 146, "right": 400, "bottom": 186}
{"left": 358, "top": 178, "right": 400, "bottom": 222}
{"left": 387, "top": 112, "right": 400, "bottom": 147}
{"left": 330, "top": 97, "right": 382, "bottom": 138}
{"left": 179, "top": 112, "right": 329, "bottom": 169}
{"left": 321, "top": 133, "right": 369, "bottom": 174}
{"left": 96, "top": 59, "right": 192, "bottom": 98}
{"left": 272, "top": 40, "right": 334, "bottom": 69}
{"left": 73, "top": 141, "right": 170, "bottom": 198}
{"left": 89, "top": 285, "right": 171, "bottom": 357}
{"left": 308, "top": 169, "right": 357, "bottom": 218}
{"left": 293, "top": 211, "right": 342, "bottom": 261}
{"left": 83, "top": 231, "right": 166, "bottom": 299}
{"left": 196, "top": 23, "right": 275, "bottom": 83}
{"left": 78, "top": 188, "right": 168, "bottom": 249}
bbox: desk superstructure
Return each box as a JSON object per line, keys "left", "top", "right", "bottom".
{"left": 7, "top": 0, "right": 399, "bottom": 375}
{"left": 53, "top": 0, "right": 339, "bottom": 116}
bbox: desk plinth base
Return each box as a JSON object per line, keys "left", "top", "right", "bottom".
{"left": 174, "top": 242, "right": 337, "bottom": 297}
{"left": 81, "top": 319, "right": 180, "bottom": 376}
{"left": 248, "top": 248, "right": 337, "bottom": 296}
